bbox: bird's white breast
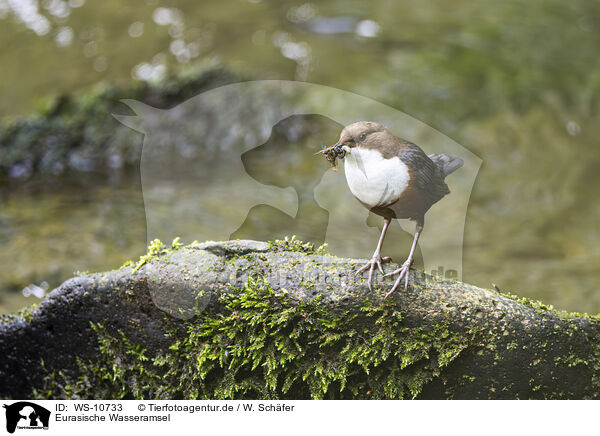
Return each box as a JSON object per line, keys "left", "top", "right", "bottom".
{"left": 343, "top": 147, "right": 410, "bottom": 208}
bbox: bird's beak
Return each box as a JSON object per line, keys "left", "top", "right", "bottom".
{"left": 331, "top": 143, "right": 352, "bottom": 155}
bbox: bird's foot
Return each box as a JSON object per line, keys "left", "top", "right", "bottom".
{"left": 355, "top": 254, "right": 392, "bottom": 291}
{"left": 383, "top": 258, "right": 413, "bottom": 298}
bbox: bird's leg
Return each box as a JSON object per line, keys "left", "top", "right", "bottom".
{"left": 356, "top": 217, "right": 392, "bottom": 290}
{"left": 384, "top": 220, "right": 423, "bottom": 297}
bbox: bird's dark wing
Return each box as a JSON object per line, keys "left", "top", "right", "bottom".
{"left": 398, "top": 142, "right": 450, "bottom": 204}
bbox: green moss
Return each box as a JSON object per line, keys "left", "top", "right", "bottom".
{"left": 268, "top": 235, "right": 329, "bottom": 256}
{"left": 120, "top": 261, "right": 135, "bottom": 269}
{"left": 36, "top": 276, "right": 475, "bottom": 400}
{"left": 497, "top": 290, "right": 600, "bottom": 320}
{"left": 17, "top": 303, "right": 39, "bottom": 323}
{"left": 132, "top": 239, "right": 168, "bottom": 272}
{"left": 129, "top": 237, "right": 185, "bottom": 273}
{"left": 590, "top": 343, "right": 600, "bottom": 392}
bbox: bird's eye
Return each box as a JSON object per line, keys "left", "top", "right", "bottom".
{"left": 359, "top": 133, "right": 367, "bottom": 141}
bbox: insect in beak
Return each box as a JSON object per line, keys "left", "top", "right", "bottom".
{"left": 314, "top": 143, "right": 347, "bottom": 171}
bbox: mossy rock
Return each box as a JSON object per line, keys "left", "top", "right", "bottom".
{"left": 1, "top": 238, "right": 600, "bottom": 399}
{"left": 0, "top": 67, "right": 238, "bottom": 180}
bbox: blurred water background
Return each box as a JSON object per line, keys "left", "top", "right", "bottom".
{"left": 1, "top": 0, "right": 599, "bottom": 313}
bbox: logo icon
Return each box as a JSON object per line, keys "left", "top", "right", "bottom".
{"left": 3, "top": 402, "right": 50, "bottom": 434}
{"left": 115, "top": 80, "right": 481, "bottom": 318}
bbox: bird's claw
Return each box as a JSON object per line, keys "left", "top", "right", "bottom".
{"left": 384, "top": 259, "right": 413, "bottom": 298}
{"left": 356, "top": 254, "right": 392, "bottom": 291}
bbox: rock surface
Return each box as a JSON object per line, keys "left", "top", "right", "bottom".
{"left": 1, "top": 239, "right": 599, "bottom": 399}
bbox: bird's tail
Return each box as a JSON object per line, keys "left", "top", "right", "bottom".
{"left": 428, "top": 153, "right": 464, "bottom": 178}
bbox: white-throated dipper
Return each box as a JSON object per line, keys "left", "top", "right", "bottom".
{"left": 319, "top": 121, "right": 463, "bottom": 297}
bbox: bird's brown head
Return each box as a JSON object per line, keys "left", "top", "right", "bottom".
{"left": 316, "top": 121, "right": 392, "bottom": 170}
{"left": 336, "top": 121, "right": 388, "bottom": 152}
